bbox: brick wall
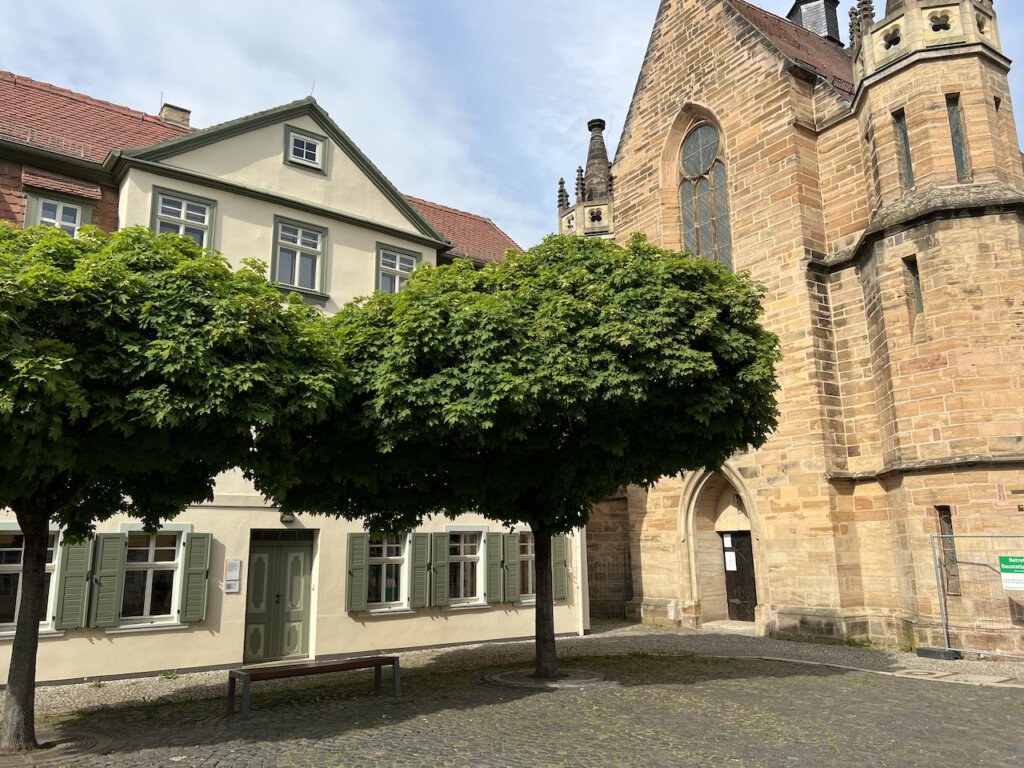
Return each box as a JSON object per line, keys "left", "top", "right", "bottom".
{"left": 0, "top": 159, "right": 26, "bottom": 226}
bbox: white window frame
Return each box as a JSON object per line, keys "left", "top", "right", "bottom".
{"left": 367, "top": 533, "right": 409, "bottom": 610}
{"left": 518, "top": 530, "right": 537, "bottom": 602}
{"left": 0, "top": 522, "right": 61, "bottom": 637}
{"left": 377, "top": 245, "right": 420, "bottom": 294}
{"left": 273, "top": 218, "right": 326, "bottom": 295}
{"left": 286, "top": 126, "right": 326, "bottom": 172}
{"left": 446, "top": 526, "right": 487, "bottom": 607}
{"left": 37, "top": 199, "right": 83, "bottom": 236}
{"left": 25, "top": 192, "right": 93, "bottom": 237}
{"left": 153, "top": 189, "right": 213, "bottom": 248}
{"left": 114, "top": 522, "right": 192, "bottom": 630}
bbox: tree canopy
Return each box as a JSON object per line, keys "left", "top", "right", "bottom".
{"left": 0, "top": 224, "right": 345, "bottom": 752}
{"left": 249, "top": 233, "right": 780, "bottom": 676}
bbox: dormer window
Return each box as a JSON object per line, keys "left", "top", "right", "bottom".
{"left": 286, "top": 127, "right": 326, "bottom": 172}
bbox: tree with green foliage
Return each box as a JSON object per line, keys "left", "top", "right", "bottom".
{"left": 249, "top": 233, "right": 780, "bottom": 679}
{"left": 0, "top": 224, "right": 344, "bottom": 753}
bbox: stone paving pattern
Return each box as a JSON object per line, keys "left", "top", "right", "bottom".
{"left": 17, "top": 624, "right": 1024, "bottom": 767}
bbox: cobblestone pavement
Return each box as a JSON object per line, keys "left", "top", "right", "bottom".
{"left": 19, "top": 624, "right": 1024, "bottom": 767}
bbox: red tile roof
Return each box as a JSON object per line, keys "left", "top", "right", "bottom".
{"left": 22, "top": 167, "right": 101, "bottom": 199}
{"left": 0, "top": 71, "right": 520, "bottom": 259}
{"left": 0, "top": 70, "right": 191, "bottom": 163}
{"left": 405, "top": 196, "right": 520, "bottom": 265}
{"left": 729, "top": 0, "right": 855, "bottom": 100}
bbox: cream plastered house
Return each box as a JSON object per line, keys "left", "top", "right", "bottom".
{"left": 0, "top": 72, "right": 587, "bottom": 683}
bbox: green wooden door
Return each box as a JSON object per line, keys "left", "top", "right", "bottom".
{"left": 244, "top": 537, "right": 313, "bottom": 663}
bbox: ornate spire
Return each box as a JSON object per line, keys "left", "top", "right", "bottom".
{"left": 849, "top": 0, "right": 874, "bottom": 45}
{"left": 557, "top": 178, "right": 569, "bottom": 211}
{"left": 575, "top": 166, "right": 584, "bottom": 204}
{"left": 583, "top": 118, "right": 612, "bottom": 202}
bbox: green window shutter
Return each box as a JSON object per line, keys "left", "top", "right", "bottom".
{"left": 346, "top": 533, "right": 369, "bottom": 613}
{"left": 178, "top": 533, "right": 212, "bottom": 623}
{"left": 503, "top": 533, "right": 521, "bottom": 603}
{"left": 53, "top": 538, "right": 93, "bottom": 630}
{"left": 430, "top": 532, "right": 449, "bottom": 607}
{"left": 486, "top": 532, "right": 503, "bottom": 604}
{"left": 551, "top": 535, "right": 568, "bottom": 601}
{"left": 88, "top": 533, "right": 126, "bottom": 628}
{"left": 409, "top": 533, "right": 430, "bottom": 609}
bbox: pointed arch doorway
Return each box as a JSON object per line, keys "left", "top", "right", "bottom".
{"left": 684, "top": 471, "right": 761, "bottom": 625}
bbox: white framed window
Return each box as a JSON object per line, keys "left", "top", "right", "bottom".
{"left": 0, "top": 528, "right": 59, "bottom": 631}
{"left": 120, "top": 532, "right": 181, "bottom": 623}
{"left": 274, "top": 219, "right": 325, "bottom": 294}
{"left": 519, "top": 532, "right": 536, "bottom": 600}
{"left": 26, "top": 193, "right": 93, "bottom": 237}
{"left": 367, "top": 534, "right": 407, "bottom": 607}
{"left": 448, "top": 531, "right": 483, "bottom": 604}
{"left": 38, "top": 199, "right": 83, "bottom": 236}
{"left": 286, "top": 127, "right": 326, "bottom": 171}
{"left": 154, "top": 190, "right": 213, "bottom": 248}
{"left": 377, "top": 245, "right": 419, "bottom": 294}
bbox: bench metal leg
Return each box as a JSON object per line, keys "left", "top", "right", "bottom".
{"left": 392, "top": 659, "right": 401, "bottom": 698}
{"left": 374, "top": 665, "right": 382, "bottom": 695}
{"left": 227, "top": 675, "right": 237, "bottom": 714}
{"left": 240, "top": 672, "right": 252, "bottom": 719}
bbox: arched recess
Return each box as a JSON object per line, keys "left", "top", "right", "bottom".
{"left": 677, "top": 464, "right": 769, "bottom": 628}
{"left": 658, "top": 104, "right": 733, "bottom": 265}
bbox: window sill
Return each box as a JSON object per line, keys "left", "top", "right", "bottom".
{"left": 0, "top": 628, "right": 64, "bottom": 640}
{"left": 286, "top": 159, "right": 327, "bottom": 175}
{"left": 105, "top": 622, "right": 189, "bottom": 635}
{"left": 365, "top": 607, "right": 415, "bottom": 617}
{"left": 275, "top": 284, "right": 329, "bottom": 307}
{"left": 446, "top": 602, "right": 491, "bottom": 611}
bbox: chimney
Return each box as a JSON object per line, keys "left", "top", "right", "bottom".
{"left": 786, "top": 0, "right": 843, "bottom": 46}
{"left": 159, "top": 103, "right": 191, "bottom": 128}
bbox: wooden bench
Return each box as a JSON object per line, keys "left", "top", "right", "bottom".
{"left": 226, "top": 656, "right": 400, "bottom": 718}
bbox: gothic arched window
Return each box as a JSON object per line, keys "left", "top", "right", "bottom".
{"left": 679, "top": 124, "right": 732, "bottom": 269}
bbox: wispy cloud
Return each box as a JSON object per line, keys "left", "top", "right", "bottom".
{"left": 5, "top": 0, "right": 1024, "bottom": 247}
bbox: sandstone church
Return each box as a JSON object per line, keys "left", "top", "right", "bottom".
{"left": 566, "top": 0, "right": 1024, "bottom": 654}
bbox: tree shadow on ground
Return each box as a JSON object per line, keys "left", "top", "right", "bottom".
{"left": 42, "top": 650, "right": 861, "bottom": 761}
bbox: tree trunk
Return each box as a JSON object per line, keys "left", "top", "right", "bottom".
{"left": 532, "top": 521, "right": 559, "bottom": 679}
{"left": 1, "top": 507, "right": 48, "bottom": 753}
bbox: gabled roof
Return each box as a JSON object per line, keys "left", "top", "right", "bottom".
{"left": 405, "top": 196, "right": 520, "bottom": 265}
{"left": 0, "top": 70, "right": 190, "bottom": 163}
{"left": 729, "top": 0, "right": 855, "bottom": 100}
{"left": 121, "top": 97, "right": 449, "bottom": 248}
{"left": 0, "top": 71, "right": 522, "bottom": 260}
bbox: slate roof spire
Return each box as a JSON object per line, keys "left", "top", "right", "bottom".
{"left": 785, "top": 1, "right": 842, "bottom": 46}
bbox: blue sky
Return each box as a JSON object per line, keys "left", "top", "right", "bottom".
{"left": 6, "top": 1, "right": 1024, "bottom": 247}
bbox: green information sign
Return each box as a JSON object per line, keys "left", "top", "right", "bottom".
{"left": 999, "top": 556, "right": 1024, "bottom": 591}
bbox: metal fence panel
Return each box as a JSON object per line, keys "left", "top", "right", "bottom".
{"left": 931, "top": 534, "right": 1024, "bottom": 660}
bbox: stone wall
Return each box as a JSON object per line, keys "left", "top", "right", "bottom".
{"left": 599, "top": 0, "right": 1024, "bottom": 648}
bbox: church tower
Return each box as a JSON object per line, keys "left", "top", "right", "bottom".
{"left": 850, "top": 0, "right": 1022, "bottom": 204}
{"left": 557, "top": 118, "right": 615, "bottom": 238}
{"left": 836, "top": 0, "right": 1024, "bottom": 650}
